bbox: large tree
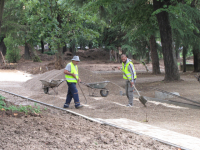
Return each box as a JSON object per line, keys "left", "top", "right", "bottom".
{"left": 80, "top": 0, "right": 200, "bottom": 80}
{"left": 0, "top": 0, "right": 5, "bottom": 36}
{"left": 22, "top": 0, "right": 99, "bottom": 69}
{"left": 153, "top": 0, "right": 180, "bottom": 80}
{"left": 150, "top": 35, "right": 161, "bottom": 74}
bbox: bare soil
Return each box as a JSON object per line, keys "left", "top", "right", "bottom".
{"left": 0, "top": 50, "right": 200, "bottom": 149}
{"left": 0, "top": 95, "right": 176, "bottom": 150}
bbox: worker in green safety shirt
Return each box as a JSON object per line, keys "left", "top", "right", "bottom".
{"left": 63, "top": 56, "right": 83, "bottom": 109}
{"left": 118, "top": 54, "right": 137, "bottom": 107}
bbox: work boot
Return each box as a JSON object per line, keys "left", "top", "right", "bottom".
{"left": 63, "top": 104, "right": 69, "bottom": 108}
{"left": 126, "top": 104, "right": 133, "bottom": 107}
{"left": 75, "top": 104, "right": 83, "bottom": 109}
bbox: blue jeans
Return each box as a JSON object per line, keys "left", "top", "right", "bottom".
{"left": 65, "top": 82, "right": 80, "bottom": 107}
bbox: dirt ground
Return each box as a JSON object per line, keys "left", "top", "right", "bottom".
{"left": 0, "top": 113, "right": 176, "bottom": 150}
{"left": 0, "top": 50, "right": 200, "bottom": 149}
{"left": 0, "top": 94, "right": 176, "bottom": 150}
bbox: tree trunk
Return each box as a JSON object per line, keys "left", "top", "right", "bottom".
{"left": 109, "top": 50, "right": 112, "bottom": 61}
{"left": 182, "top": 46, "right": 187, "bottom": 72}
{"left": 146, "top": 51, "right": 150, "bottom": 64}
{"left": 27, "top": 43, "right": 40, "bottom": 62}
{"left": 128, "top": 51, "right": 132, "bottom": 59}
{"left": 114, "top": 50, "right": 117, "bottom": 62}
{"left": 41, "top": 40, "right": 44, "bottom": 53}
{"left": 193, "top": 48, "right": 199, "bottom": 72}
{"left": 0, "top": 36, "right": 6, "bottom": 55}
{"left": 149, "top": 35, "right": 161, "bottom": 74}
{"left": 69, "top": 47, "right": 72, "bottom": 53}
{"left": 55, "top": 46, "right": 64, "bottom": 69}
{"left": 89, "top": 42, "right": 93, "bottom": 49}
{"left": 70, "top": 45, "right": 75, "bottom": 54}
{"left": 24, "top": 43, "right": 31, "bottom": 60}
{"left": 54, "top": 13, "right": 64, "bottom": 69}
{"left": 80, "top": 44, "right": 83, "bottom": 50}
{"left": 176, "top": 48, "right": 180, "bottom": 59}
{"left": 73, "top": 43, "right": 76, "bottom": 56}
{"left": 153, "top": 0, "right": 180, "bottom": 81}
{"left": 69, "top": 39, "right": 76, "bottom": 55}
{"left": 70, "top": 43, "right": 76, "bottom": 56}
{"left": 0, "top": 0, "right": 5, "bottom": 36}
{"left": 63, "top": 43, "right": 67, "bottom": 53}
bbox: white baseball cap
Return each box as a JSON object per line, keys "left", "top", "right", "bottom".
{"left": 71, "top": 56, "right": 80, "bottom": 61}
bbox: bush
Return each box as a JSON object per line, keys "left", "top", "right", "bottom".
{"left": 33, "top": 55, "right": 41, "bottom": 62}
{"left": 4, "top": 35, "right": 20, "bottom": 63}
{"left": 44, "top": 50, "right": 57, "bottom": 55}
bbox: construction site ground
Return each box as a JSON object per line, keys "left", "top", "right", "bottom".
{"left": 0, "top": 51, "right": 200, "bottom": 149}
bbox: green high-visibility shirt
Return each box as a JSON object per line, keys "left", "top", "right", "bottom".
{"left": 122, "top": 61, "right": 137, "bottom": 81}
{"left": 65, "top": 62, "right": 79, "bottom": 83}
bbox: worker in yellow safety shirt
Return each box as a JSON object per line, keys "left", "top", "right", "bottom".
{"left": 118, "top": 54, "right": 137, "bottom": 107}
{"left": 63, "top": 56, "right": 83, "bottom": 109}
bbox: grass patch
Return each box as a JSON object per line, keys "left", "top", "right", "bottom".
{"left": 0, "top": 95, "right": 41, "bottom": 115}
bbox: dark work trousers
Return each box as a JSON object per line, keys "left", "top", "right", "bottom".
{"left": 125, "top": 80, "right": 136, "bottom": 106}
{"left": 65, "top": 82, "right": 80, "bottom": 107}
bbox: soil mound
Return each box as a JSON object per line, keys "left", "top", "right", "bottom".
{"left": 64, "top": 49, "right": 110, "bottom": 62}
{"left": 23, "top": 67, "right": 123, "bottom": 95}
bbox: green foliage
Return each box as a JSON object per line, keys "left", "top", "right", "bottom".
{"left": 34, "top": 103, "right": 41, "bottom": 114}
{"left": 32, "top": 55, "right": 41, "bottom": 62}
{"left": 20, "top": 0, "right": 101, "bottom": 53}
{"left": 4, "top": 35, "right": 20, "bottom": 63}
{"left": 0, "top": 94, "right": 41, "bottom": 115}
{"left": 44, "top": 50, "right": 57, "bottom": 55}
{"left": 2, "top": 0, "right": 200, "bottom": 66}
{"left": 0, "top": 95, "right": 6, "bottom": 110}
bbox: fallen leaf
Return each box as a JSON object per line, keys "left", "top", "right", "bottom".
{"left": 1, "top": 108, "right": 5, "bottom": 111}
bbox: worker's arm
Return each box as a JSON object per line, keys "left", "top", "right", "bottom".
{"left": 64, "top": 69, "right": 77, "bottom": 79}
{"left": 128, "top": 64, "right": 136, "bottom": 86}
{"left": 64, "top": 69, "right": 81, "bottom": 82}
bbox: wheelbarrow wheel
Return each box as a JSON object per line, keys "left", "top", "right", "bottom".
{"left": 43, "top": 87, "right": 49, "bottom": 94}
{"left": 100, "top": 89, "right": 109, "bottom": 97}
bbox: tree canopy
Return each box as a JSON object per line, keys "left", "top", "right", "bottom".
{"left": 1, "top": 0, "right": 200, "bottom": 80}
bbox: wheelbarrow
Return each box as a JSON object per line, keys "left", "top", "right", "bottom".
{"left": 80, "top": 81, "right": 110, "bottom": 97}
{"left": 40, "top": 79, "right": 65, "bottom": 94}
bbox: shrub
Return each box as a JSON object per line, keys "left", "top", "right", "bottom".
{"left": 4, "top": 35, "right": 20, "bottom": 63}
{"left": 33, "top": 55, "right": 41, "bottom": 62}
{"left": 0, "top": 95, "right": 41, "bottom": 115}
{"left": 44, "top": 50, "right": 57, "bottom": 55}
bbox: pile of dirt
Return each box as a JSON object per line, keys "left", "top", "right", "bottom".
{"left": 64, "top": 49, "right": 110, "bottom": 62}
{"left": 18, "top": 45, "right": 55, "bottom": 62}
{"left": 19, "top": 53, "right": 55, "bottom": 62}
{"left": 15, "top": 61, "right": 55, "bottom": 74}
{"left": 22, "top": 67, "right": 123, "bottom": 95}
{"left": 28, "top": 62, "right": 55, "bottom": 74}
{"left": 38, "top": 53, "right": 55, "bottom": 61}
{"left": 0, "top": 107, "right": 176, "bottom": 150}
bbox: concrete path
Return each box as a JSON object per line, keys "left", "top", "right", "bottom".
{"left": 98, "top": 118, "right": 200, "bottom": 150}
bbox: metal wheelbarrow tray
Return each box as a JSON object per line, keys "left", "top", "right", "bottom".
{"left": 81, "top": 81, "right": 110, "bottom": 97}
{"left": 40, "top": 79, "right": 65, "bottom": 94}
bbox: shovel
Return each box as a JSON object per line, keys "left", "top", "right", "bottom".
{"left": 119, "top": 69, "right": 147, "bottom": 107}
